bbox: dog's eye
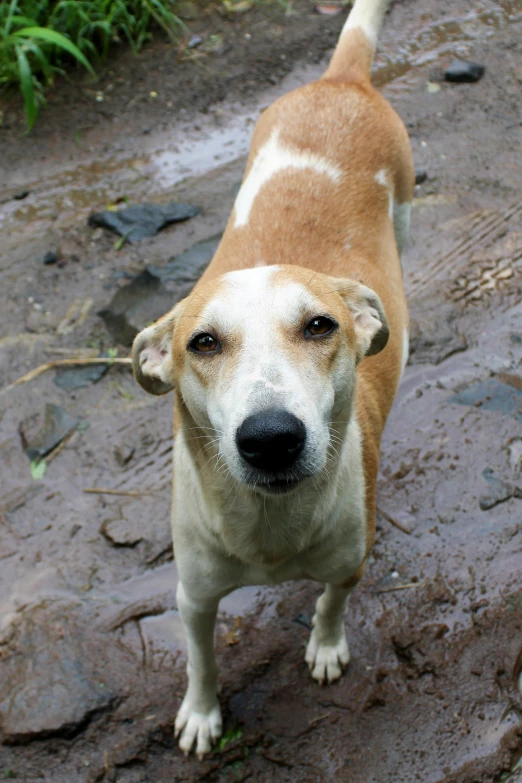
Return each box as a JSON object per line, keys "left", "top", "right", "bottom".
{"left": 188, "top": 333, "right": 220, "bottom": 354}
{"left": 305, "top": 316, "right": 337, "bottom": 339}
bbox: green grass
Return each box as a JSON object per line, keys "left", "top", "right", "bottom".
{"left": 0, "top": 0, "right": 185, "bottom": 129}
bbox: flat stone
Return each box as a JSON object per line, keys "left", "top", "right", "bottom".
{"left": 148, "top": 234, "right": 221, "bottom": 284}
{"left": 42, "top": 250, "right": 58, "bottom": 265}
{"left": 479, "top": 468, "right": 513, "bottom": 511}
{"left": 444, "top": 59, "right": 485, "bottom": 83}
{"left": 88, "top": 202, "right": 200, "bottom": 242}
{"left": 19, "top": 404, "right": 79, "bottom": 461}
{"left": 99, "top": 236, "right": 221, "bottom": 346}
{"left": 98, "top": 270, "right": 174, "bottom": 346}
{"left": 53, "top": 363, "right": 109, "bottom": 391}
{"left": 0, "top": 608, "right": 115, "bottom": 741}
{"left": 409, "top": 301, "right": 467, "bottom": 365}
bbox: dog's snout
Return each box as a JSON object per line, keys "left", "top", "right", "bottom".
{"left": 236, "top": 409, "right": 306, "bottom": 471}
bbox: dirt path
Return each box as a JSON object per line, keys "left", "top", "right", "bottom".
{"left": 1, "top": 1, "right": 522, "bottom": 781}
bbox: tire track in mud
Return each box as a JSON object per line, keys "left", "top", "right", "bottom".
{"left": 408, "top": 201, "right": 522, "bottom": 301}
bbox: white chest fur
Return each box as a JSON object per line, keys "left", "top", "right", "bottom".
{"left": 172, "top": 415, "right": 367, "bottom": 595}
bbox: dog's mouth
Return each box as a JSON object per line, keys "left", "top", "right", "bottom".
{"left": 245, "top": 472, "right": 309, "bottom": 495}
{"left": 258, "top": 477, "right": 302, "bottom": 495}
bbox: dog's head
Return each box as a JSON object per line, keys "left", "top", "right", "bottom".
{"left": 133, "top": 265, "right": 388, "bottom": 495}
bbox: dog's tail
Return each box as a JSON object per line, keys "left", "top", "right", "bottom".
{"left": 323, "top": 0, "right": 389, "bottom": 83}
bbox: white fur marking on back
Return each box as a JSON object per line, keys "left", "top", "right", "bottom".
{"left": 375, "top": 168, "right": 393, "bottom": 219}
{"left": 234, "top": 131, "right": 343, "bottom": 228}
{"left": 374, "top": 168, "right": 387, "bottom": 187}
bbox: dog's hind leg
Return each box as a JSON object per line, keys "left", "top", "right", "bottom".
{"left": 175, "top": 581, "right": 223, "bottom": 758}
{"left": 305, "top": 584, "right": 354, "bottom": 684}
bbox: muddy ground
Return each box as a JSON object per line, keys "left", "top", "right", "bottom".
{"left": 1, "top": 0, "right": 522, "bottom": 781}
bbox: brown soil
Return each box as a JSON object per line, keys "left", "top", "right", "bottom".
{"left": 1, "top": 1, "right": 522, "bottom": 782}
{"left": 0, "top": 0, "right": 349, "bottom": 179}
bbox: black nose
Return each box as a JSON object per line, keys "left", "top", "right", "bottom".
{"left": 236, "top": 409, "right": 306, "bottom": 471}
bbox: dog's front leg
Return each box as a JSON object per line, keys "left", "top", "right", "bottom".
{"left": 175, "top": 580, "right": 222, "bottom": 757}
{"left": 305, "top": 583, "right": 354, "bottom": 684}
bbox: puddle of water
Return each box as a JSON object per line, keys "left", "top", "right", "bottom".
{"left": 374, "top": 0, "right": 522, "bottom": 86}
{"left": 151, "top": 120, "right": 253, "bottom": 190}
{"left": 448, "top": 376, "right": 522, "bottom": 421}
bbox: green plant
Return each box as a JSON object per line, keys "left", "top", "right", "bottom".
{"left": 214, "top": 727, "right": 243, "bottom": 753}
{"left": 0, "top": 0, "right": 185, "bottom": 129}
{"left": 30, "top": 458, "right": 47, "bottom": 479}
{"left": 0, "top": 0, "right": 95, "bottom": 128}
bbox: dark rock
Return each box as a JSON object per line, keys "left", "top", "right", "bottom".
{"left": 415, "top": 169, "right": 428, "bottom": 185}
{"left": 444, "top": 59, "right": 485, "bottom": 83}
{"left": 13, "top": 190, "right": 30, "bottom": 200}
{"left": 0, "top": 608, "right": 116, "bottom": 741}
{"left": 19, "top": 404, "right": 79, "bottom": 461}
{"left": 148, "top": 234, "right": 221, "bottom": 284}
{"left": 88, "top": 202, "right": 201, "bottom": 242}
{"left": 53, "top": 362, "right": 109, "bottom": 391}
{"left": 409, "top": 302, "right": 467, "bottom": 365}
{"left": 99, "top": 236, "right": 220, "bottom": 345}
{"left": 479, "top": 468, "right": 513, "bottom": 511}
{"left": 98, "top": 270, "right": 174, "bottom": 346}
{"left": 42, "top": 250, "right": 58, "bottom": 265}
{"left": 293, "top": 612, "right": 312, "bottom": 630}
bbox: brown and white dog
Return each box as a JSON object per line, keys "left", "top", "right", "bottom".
{"left": 132, "top": 0, "right": 413, "bottom": 758}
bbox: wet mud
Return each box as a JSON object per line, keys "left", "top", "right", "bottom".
{"left": 1, "top": 0, "right": 522, "bottom": 781}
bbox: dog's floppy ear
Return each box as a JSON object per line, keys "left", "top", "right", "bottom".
{"left": 132, "top": 305, "right": 180, "bottom": 395}
{"left": 333, "top": 278, "right": 389, "bottom": 359}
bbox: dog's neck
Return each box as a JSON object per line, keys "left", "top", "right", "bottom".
{"left": 176, "top": 404, "right": 363, "bottom": 567}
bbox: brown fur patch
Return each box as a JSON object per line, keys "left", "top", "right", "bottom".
{"left": 134, "top": 40, "right": 413, "bottom": 554}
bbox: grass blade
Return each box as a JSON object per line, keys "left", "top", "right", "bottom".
{"left": 14, "top": 26, "right": 95, "bottom": 74}
{"left": 4, "top": 0, "right": 20, "bottom": 36}
{"left": 15, "top": 43, "right": 37, "bottom": 129}
{"left": 20, "top": 40, "right": 52, "bottom": 83}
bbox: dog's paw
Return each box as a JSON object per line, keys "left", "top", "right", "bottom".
{"left": 175, "top": 698, "right": 222, "bottom": 758}
{"left": 305, "top": 627, "right": 350, "bottom": 685}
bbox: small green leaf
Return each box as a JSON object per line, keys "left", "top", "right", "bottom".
{"left": 30, "top": 459, "right": 47, "bottom": 480}
{"left": 13, "top": 27, "right": 95, "bottom": 75}
{"left": 214, "top": 727, "right": 243, "bottom": 752}
{"left": 15, "top": 44, "right": 37, "bottom": 129}
{"left": 114, "top": 228, "right": 133, "bottom": 250}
